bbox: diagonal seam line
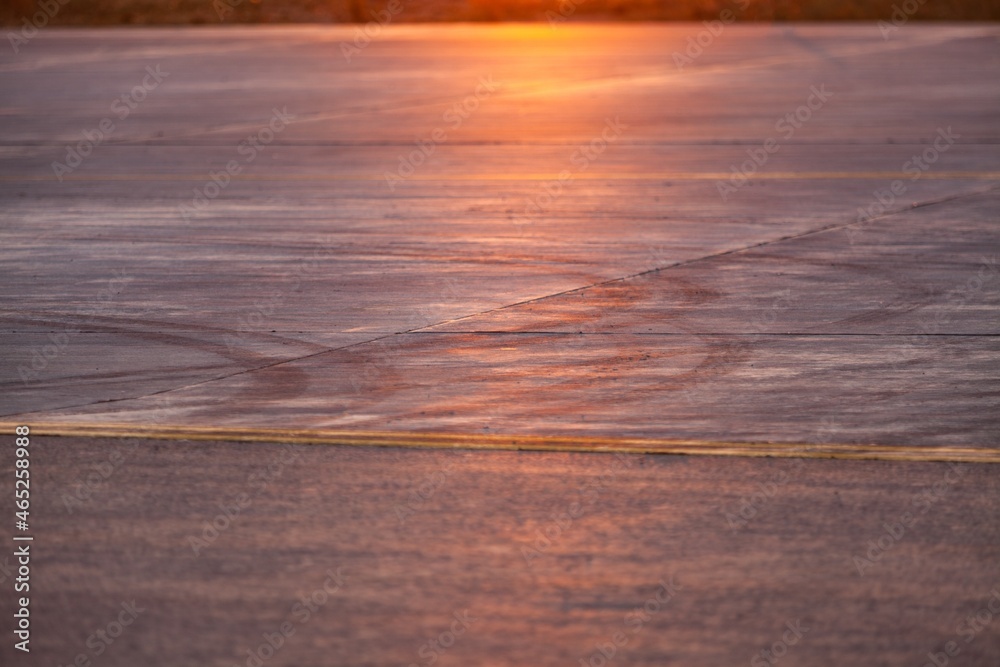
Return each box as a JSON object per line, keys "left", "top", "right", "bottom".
{"left": 423, "top": 183, "right": 1000, "bottom": 331}
{"left": 6, "top": 182, "right": 992, "bottom": 420}
{"left": 3, "top": 422, "right": 998, "bottom": 464}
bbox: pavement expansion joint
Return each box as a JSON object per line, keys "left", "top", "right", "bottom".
{"left": 3, "top": 422, "right": 998, "bottom": 464}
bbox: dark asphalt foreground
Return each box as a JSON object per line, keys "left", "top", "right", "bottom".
{"left": 0, "top": 23, "right": 999, "bottom": 666}
{"left": 1, "top": 436, "right": 1000, "bottom": 666}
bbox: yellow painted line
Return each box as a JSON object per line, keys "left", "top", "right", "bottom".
{"left": 2, "top": 422, "right": 998, "bottom": 464}
{"left": 1, "top": 172, "right": 1000, "bottom": 182}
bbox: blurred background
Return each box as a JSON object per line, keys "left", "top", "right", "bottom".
{"left": 2, "top": 0, "right": 998, "bottom": 25}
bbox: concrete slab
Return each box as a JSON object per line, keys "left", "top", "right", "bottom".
{"left": 2, "top": 25, "right": 998, "bottom": 444}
